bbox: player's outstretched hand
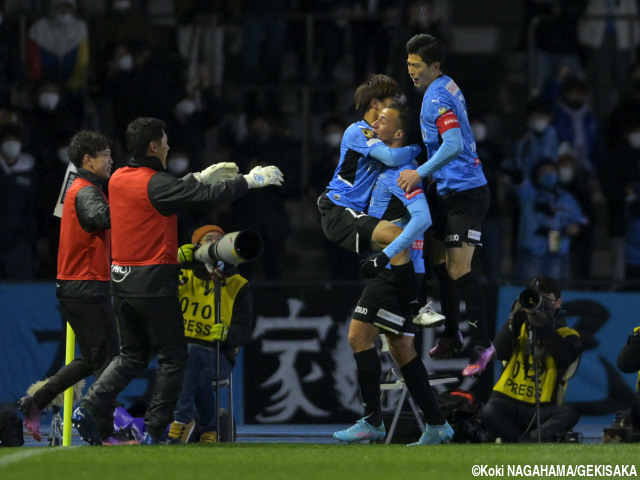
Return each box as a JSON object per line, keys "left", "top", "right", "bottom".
{"left": 194, "top": 162, "right": 239, "bottom": 185}
{"left": 244, "top": 165, "right": 284, "bottom": 188}
{"left": 360, "top": 251, "right": 390, "bottom": 279}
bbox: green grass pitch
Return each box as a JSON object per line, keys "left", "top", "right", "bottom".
{"left": 1, "top": 444, "right": 639, "bottom": 480}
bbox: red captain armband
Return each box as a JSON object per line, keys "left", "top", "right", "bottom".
{"left": 404, "top": 185, "right": 424, "bottom": 200}
{"left": 435, "top": 109, "right": 460, "bottom": 135}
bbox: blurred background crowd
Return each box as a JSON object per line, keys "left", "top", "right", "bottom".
{"left": 1, "top": 0, "right": 640, "bottom": 290}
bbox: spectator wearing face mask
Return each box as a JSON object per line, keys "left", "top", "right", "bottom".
{"left": 513, "top": 97, "right": 560, "bottom": 183}
{"left": 513, "top": 159, "right": 588, "bottom": 282}
{"left": 26, "top": 0, "right": 88, "bottom": 126}
{"left": 552, "top": 76, "right": 603, "bottom": 176}
{"left": 0, "top": 125, "right": 37, "bottom": 279}
{"left": 555, "top": 143, "right": 596, "bottom": 281}
{"left": 89, "top": 0, "right": 155, "bottom": 92}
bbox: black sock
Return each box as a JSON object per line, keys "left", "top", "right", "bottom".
{"left": 354, "top": 348, "right": 382, "bottom": 426}
{"left": 391, "top": 262, "right": 422, "bottom": 315}
{"left": 455, "top": 271, "right": 490, "bottom": 348}
{"left": 432, "top": 263, "right": 460, "bottom": 336}
{"left": 400, "top": 356, "right": 445, "bottom": 425}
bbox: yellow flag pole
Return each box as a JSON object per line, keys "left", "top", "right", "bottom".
{"left": 62, "top": 322, "right": 75, "bottom": 446}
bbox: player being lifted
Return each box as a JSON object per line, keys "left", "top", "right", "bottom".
{"left": 317, "top": 74, "right": 444, "bottom": 325}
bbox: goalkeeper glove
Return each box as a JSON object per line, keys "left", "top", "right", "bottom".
{"left": 360, "top": 251, "right": 390, "bottom": 279}
{"left": 194, "top": 162, "right": 239, "bottom": 185}
{"left": 211, "top": 323, "right": 228, "bottom": 341}
{"left": 178, "top": 244, "right": 196, "bottom": 263}
{"left": 243, "top": 165, "right": 284, "bottom": 188}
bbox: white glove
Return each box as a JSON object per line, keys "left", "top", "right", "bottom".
{"left": 243, "top": 165, "right": 284, "bottom": 189}
{"left": 194, "top": 162, "right": 239, "bottom": 185}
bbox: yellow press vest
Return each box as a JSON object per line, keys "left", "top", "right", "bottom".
{"left": 178, "top": 268, "right": 247, "bottom": 345}
{"left": 493, "top": 323, "right": 579, "bottom": 404}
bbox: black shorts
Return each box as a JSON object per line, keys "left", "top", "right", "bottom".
{"left": 317, "top": 192, "right": 380, "bottom": 254}
{"left": 352, "top": 269, "right": 417, "bottom": 335}
{"left": 428, "top": 184, "right": 490, "bottom": 248}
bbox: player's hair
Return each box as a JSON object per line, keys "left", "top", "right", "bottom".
{"left": 385, "top": 102, "right": 410, "bottom": 133}
{"left": 67, "top": 130, "right": 110, "bottom": 168}
{"left": 353, "top": 74, "right": 400, "bottom": 112}
{"left": 406, "top": 34, "right": 446, "bottom": 67}
{"left": 125, "top": 117, "right": 167, "bottom": 159}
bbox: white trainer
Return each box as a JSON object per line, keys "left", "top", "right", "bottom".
{"left": 412, "top": 302, "right": 446, "bottom": 327}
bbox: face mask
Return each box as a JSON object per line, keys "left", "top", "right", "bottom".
{"left": 538, "top": 172, "right": 558, "bottom": 190}
{"left": 167, "top": 157, "right": 189, "bottom": 176}
{"left": 118, "top": 54, "right": 133, "bottom": 71}
{"left": 38, "top": 92, "right": 60, "bottom": 111}
{"left": 558, "top": 166, "right": 575, "bottom": 184}
{"left": 57, "top": 147, "right": 70, "bottom": 165}
{"left": 471, "top": 124, "right": 487, "bottom": 142}
{"left": 1, "top": 140, "right": 21, "bottom": 159}
{"left": 324, "top": 132, "right": 342, "bottom": 148}
{"left": 56, "top": 13, "right": 75, "bottom": 25}
{"left": 529, "top": 119, "right": 548, "bottom": 134}
{"left": 113, "top": 0, "right": 131, "bottom": 11}
{"left": 628, "top": 133, "right": 640, "bottom": 149}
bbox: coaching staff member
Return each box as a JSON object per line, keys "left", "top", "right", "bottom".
{"left": 72, "top": 117, "right": 283, "bottom": 445}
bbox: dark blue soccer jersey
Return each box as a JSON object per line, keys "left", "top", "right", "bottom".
{"left": 325, "top": 119, "right": 384, "bottom": 210}
{"left": 420, "top": 75, "right": 487, "bottom": 194}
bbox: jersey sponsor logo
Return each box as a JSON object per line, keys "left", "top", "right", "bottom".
{"left": 445, "top": 79, "right": 460, "bottom": 95}
{"left": 355, "top": 305, "right": 368, "bottom": 315}
{"left": 110, "top": 265, "right": 131, "bottom": 282}
{"left": 411, "top": 239, "right": 424, "bottom": 250}
{"left": 404, "top": 186, "right": 424, "bottom": 200}
{"left": 445, "top": 234, "right": 460, "bottom": 242}
{"left": 468, "top": 229, "right": 481, "bottom": 241}
{"left": 436, "top": 110, "right": 460, "bottom": 134}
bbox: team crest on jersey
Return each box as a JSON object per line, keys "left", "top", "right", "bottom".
{"left": 360, "top": 127, "right": 375, "bottom": 140}
{"left": 404, "top": 186, "right": 424, "bottom": 200}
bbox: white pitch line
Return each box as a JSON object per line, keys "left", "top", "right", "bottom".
{"left": 0, "top": 447, "right": 75, "bottom": 468}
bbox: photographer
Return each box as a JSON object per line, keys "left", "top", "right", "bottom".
{"left": 167, "top": 225, "right": 254, "bottom": 443}
{"left": 481, "top": 275, "right": 581, "bottom": 442}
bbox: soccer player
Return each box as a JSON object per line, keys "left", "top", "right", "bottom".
{"left": 317, "top": 74, "right": 441, "bottom": 323}
{"left": 398, "top": 34, "right": 494, "bottom": 376}
{"left": 333, "top": 103, "right": 453, "bottom": 446}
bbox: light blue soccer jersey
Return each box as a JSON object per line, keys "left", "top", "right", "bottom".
{"left": 326, "top": 119, "right": 384, "bottom": 210}
{"left": 368, "top": 161, "right": 429, "bottom": 273}
{"left": 420, "top": 75, "right": 487, "bottom": 194}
